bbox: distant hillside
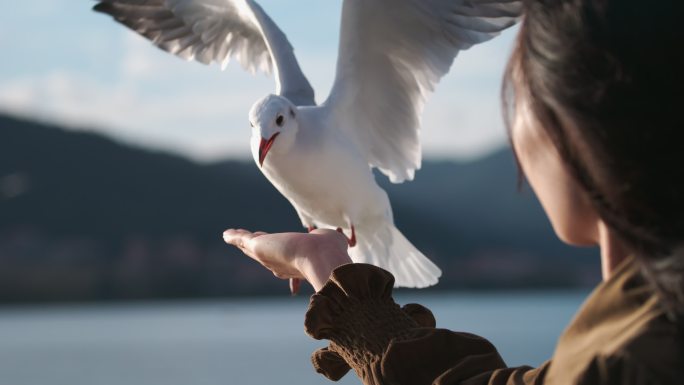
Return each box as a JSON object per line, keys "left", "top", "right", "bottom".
{"left": 0, "top": 114, "right": 599, "bottom": 302}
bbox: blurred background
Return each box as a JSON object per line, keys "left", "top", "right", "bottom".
{"left": 1, "top": 1, "right": 600, "bottom": 384}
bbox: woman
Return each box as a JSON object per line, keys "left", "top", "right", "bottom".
{"left": 224, "top": 0, "right": 683, "bottom": 383}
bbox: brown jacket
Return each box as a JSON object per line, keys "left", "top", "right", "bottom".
{"left": 304, "top": 256, "right": 683, "bottom": 384}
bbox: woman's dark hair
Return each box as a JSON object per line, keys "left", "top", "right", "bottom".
{"left": 504, "top": 0, "right": 684, "bottom": 317}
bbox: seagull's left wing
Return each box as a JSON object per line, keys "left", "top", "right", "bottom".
{"left": 94, "top": 0, "right": 314, "bottom": 105}
{"left": 323, "top": 0, "right": 521, "bottom": 182}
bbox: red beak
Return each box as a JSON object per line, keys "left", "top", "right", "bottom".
{"left": 258, "top": 132, "right": 280, "bottom": 167}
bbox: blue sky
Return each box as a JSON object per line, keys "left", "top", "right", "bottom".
{"left": 1, "top": 1, "right": 518, "bottom": 162}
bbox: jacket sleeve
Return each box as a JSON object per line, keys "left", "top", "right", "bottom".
{"left": 304, "top": 263, "right": 551, "bottom": 385}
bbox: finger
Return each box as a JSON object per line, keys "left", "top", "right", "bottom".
{"left": 223, "top": 228, "right": 252, "bottom": 247}
{"left": 223, "top": 229, "right": 271, "bottom": 265}
{"left": 290, "top": 278, "right": 301, "bottom": 296}
{"left": 273, "top": 271, "right": 287, "bottom": 279}
{"left": 236, "top": 229, "right": 267, "bottom": 242}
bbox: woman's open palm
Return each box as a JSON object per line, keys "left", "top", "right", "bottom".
{"left": 223, "top": 228, "right": 352, "bottom": 291}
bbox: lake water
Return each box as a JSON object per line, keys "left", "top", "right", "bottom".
{"left": 0, "top": 291, "right": 589, "bottom": 385}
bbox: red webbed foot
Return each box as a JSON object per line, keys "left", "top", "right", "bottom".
{"left": 336, "top": 225, "right": 356, "bottom": 247}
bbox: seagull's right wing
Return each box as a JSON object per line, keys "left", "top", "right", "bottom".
{"left": 94, "top": 0, "right": 315, "bottom": 105}
{"left": 323, "top": 0, "right": 521, "bottom": 183}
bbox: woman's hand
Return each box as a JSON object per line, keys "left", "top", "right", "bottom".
{"left": 223, "top": 228, "right": 353, "bottom": 292}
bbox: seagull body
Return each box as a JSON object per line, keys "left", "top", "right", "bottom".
{"left": 251, "top": 96, "right": 388, "bottom": 232}
{"left": 94, "top": 0, "right": 521, "bottom": 288}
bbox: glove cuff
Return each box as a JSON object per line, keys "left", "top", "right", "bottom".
{"left": 305, "top": 263, "right": 435, "bottom": 381}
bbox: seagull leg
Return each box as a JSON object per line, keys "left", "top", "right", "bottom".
{"left": 349, "top": 224, "right": 356, "bottom": 247}
{"left": 336, "top": 224, "right": 357, "bottom": 247}
{"left": 289, "top": 225, "right": 316, "bottom": 296}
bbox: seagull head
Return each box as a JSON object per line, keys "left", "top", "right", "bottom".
{"left": 249, "top": 94, "right": 299, "bottom": 168}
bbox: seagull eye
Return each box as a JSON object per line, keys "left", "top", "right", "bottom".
{"left": 249, "top": 121, "right": 254, "bottom": 128}
{"left": 276, "top": 115, "right": 284, "bottom": 127}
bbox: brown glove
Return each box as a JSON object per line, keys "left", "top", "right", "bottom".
{"left": 304, "top": 263, "right": 436, "bottom": 382}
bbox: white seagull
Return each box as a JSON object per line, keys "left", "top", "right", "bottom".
{"left": 94, "top": 0, "right": 521, "bottom": 289}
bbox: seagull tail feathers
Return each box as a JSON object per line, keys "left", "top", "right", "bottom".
{"left": 348, "top": 221, "right": 441, "bottom": 289}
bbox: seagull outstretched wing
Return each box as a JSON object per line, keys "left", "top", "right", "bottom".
{"left": 94, "top": 0, "right": 315, "bottom": 106}
{"left": 323, "top": 0, "right": 521, "bottom": 183}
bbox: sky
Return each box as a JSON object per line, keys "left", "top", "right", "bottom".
{"left": 0, "top": 1, "right": 519, "bottom": 163}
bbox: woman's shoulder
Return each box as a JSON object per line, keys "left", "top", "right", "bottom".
{"left": 607, "top": 314, "right": 684, "bottom": 385}
{"left": 546, "top": 256, "right": 682, "bottom": 384}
